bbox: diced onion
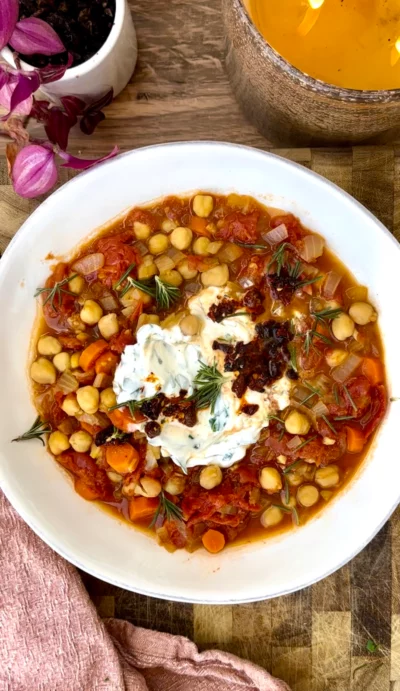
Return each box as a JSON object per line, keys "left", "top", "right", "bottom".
{"left": 78, "top": 412, "right": 109, "bottom": 429}
{"left": 346, "top": 285, "right": 368, "bottom": 302}
{"left": 322, "top": 271, "right": 342, "bottom": 299}
{"left": 72, "top": 253, "right": 105, "bottom": 275}
{"left": 292, "top": 385, "right": 310, "bottom": 403}
{"left": 287, "top": 435, "right": 302, "bottom": 449}
{"left": 134, "top": 241, "right": 148, "bottom": 256}
{"left": 121, "top": 305, "right": 134, "bottom": 318}
{"left": 312, "top": 400, "right": 329, "bottom": 417}
{"left": 301, "top": 262, "right": 319, "bottom": 277}
{"left": 99, "top": 292, "right": 119, "bottom": 311}
{"left": 93, "top": 372, "right": 112, "bottom": 389}
{"left": 155, "top": 254, "right": 175, "bottom": 273}
{"left": 145, "top": 446, "right": 159, "bottom": 471}
{"left": 57, "top": 418, "right": 78, "bottom": 435}
{"left": 263, "top": 224, "right": 288, "bottom": 245}
{"left": 184, "top": 282, "right": 200, "bottom": 295}
{"left": 217, "top": 243, "right": 243, "bottom": 263}
{"left": 331, "top": 353, "right": 362, "bottom": 383}
{"left": 55, "top": 370, "right": 78, "bottom": 394}
{"left": 300, "top": 235, "right": 324, "bottom": 262}
{"left": 167, "top": 248, "right": 186, "bottom": 266}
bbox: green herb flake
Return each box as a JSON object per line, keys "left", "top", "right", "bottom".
{"left": 191, "top": 361, "right": 226, "bottom": 414}
{"left": 366, "top": 639, "right": 380, "bottom": 654}
{"left": 149, "top": 490, "right": 183, "bottom": 528}
{"left": 343, "top": 383, "right": 357, "bottom": 411}
{"left": 321, "top": 414, "right": 337, "bottom": 435}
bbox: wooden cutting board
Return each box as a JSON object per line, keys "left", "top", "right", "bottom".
{"left": 1, "top": 2, "right": 400, "bottom": 689}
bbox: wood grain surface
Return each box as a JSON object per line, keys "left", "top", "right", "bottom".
{"left": 1, "top": 2, "right": 400, "bottom": 689}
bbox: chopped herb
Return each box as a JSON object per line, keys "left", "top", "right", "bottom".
{"left": 295, "top": 275, "right": 323, "bottom": 289}
{"left": 119, "top": 276, "right": 156, "bottom": 300}
{"left": 311, "top": 330, "right": 334, "bottom": 346}
{"left": 294, "top": 434, "right": 318, "bottom": 451}
{"left": 334, "top": 415, "right": 356, "bottom": 421}
{"left": 288, "top": 343, "right": 297, "bottom": 372}
{"left": 268, "top": 414, "right": 285, "bottom": 424}
{"left": 300, "top": 391, "right": 318, "bottom": 406}
{"left": 283, "top": 459, "right": 303, "bottom": 475}
{"left": 34, "top": 274, "right": 78, "bottom": 312}
{"left": 113, "top": 262, "right": 136, "bottom": 291}
{"left": 149, "top": 490, "right": 183, "bottom": 528}
{"left": 210, "top": 417, "right": 218, "bottom": 432}
{"left": 278, "top": 428, "right": 285, "bottom": 442}
{"left": 333, "top": 383, "right": 340, "bottom": 405}
{"left": 12, "top": 416, "right": 52, "bottom": 445}
{"left": 300, "top": 382, "right": 321, "bottom": 406}
{"left": 321, "top": 414, "right": 337, "bottom": 435}
{"left": 118, "top": 275, "right": 181, "bottom": 310}
{"left": 272, "top": 503, "right": 299, "bottom": 525}
{"left": 343, "top": 383, "right": 357, "bottom": 411}
{"left": 237, "top": 241, "right": 269, "bottom": 250}
{"left": 292, "top": 507, "right": 300, "bottom": 526}
{"left": 366, "top": 639, "right": 380, "bottom": 654}
{"left": 221, "top": 311, "right": 249, "bottom": 320}
{"left": 272, "top": 503, "right": 292, "bottom": 513}
{"left": 288, "top": 260, "right": 302, "bottom": 279}
{"left": 110, "top": 395, "right": 157, "bottom": 417}
{"left": 191, "top": 361, "right": 226, "bottom": 414}
{"left": 284, "top": 477, "right": 290, "bottom": 505}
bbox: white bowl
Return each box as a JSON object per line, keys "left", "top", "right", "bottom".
{"left": 1, "top": 0, "right": 137, "bottom": 100}
{"left": 0, "top": 142, "right": 399, "bottom": 604}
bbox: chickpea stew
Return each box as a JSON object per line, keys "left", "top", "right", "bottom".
{"left": 19, "top": 193, "right": 388, "bottom": 554}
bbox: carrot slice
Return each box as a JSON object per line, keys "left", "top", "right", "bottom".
{"left": 129, "top": 496, "right": 159, "bottom": 521}
{"left": 79, "top": 340, "right": 109, "bottom": 372}
{"left": 105, "top": 442, "right": 140, "bottom": 474}
{"left": 95, "top": 351, "right": 119, "bottom": 375}
{"left": 345, "top": 426, "right": 366, "bottom": 454}
{"left": 202, "top": 529, "right": 226, "bottom": 554}
{"left": 189, "top": 216, "right": 211, "bottom": 236}
{"left": 107, "top": 408, "right": 146, "bottom": 432}
{"left": 361, "top": 357, "right": 384, "bottom": 386}
{"left": 74, "top": 478, "right": 100, "bottom": 501}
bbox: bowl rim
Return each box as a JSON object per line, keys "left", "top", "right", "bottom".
{"left": 234, "top": 0, "right": 400, "bottom": 102}
{"left": 1, "top": 140, "right": 399, "bottom": 604}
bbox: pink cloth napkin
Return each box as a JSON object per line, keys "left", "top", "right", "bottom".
{"left": 0, "top": 492, "right": 291, "bottom": 691}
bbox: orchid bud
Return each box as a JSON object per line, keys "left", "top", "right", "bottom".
{"left": 9, "top": 17, "right": 65, "bottom": 56}
{"left": 12, "top": 145, "right": 57, "bottom": 198}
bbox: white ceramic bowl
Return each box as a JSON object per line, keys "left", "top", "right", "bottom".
{"left": 0, "top": 142, "right": 399, "bottom": 604}
{"left": 1, "top": 0, "right": 137, "bottom": 100}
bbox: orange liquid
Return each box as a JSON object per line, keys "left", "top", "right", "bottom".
{"left": 246, "top": 0, "right": 400, "bottom": 90}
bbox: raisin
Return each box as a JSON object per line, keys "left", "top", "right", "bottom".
{"left": 241, "top": 404, "right": 259, "bottom": 416}
{"left": 212, "top": 340, "right": 234, "bottom": 354}
{"left": 208, "top": 298, "right": 240, "bottom": 323}
{"left": 141, "top": 395, "right": 163, "bottom": 420}
{"left": 232, "top": 374, "right": 247, "bottom": 398}
{"left": 243, "top": 287, "right": 264, "bottom": 314}
{"left": 286, "top": 368, "right": 299, "bottom": 380}
{"left": 145, "top": 421, "right": 161, "bottom": 438}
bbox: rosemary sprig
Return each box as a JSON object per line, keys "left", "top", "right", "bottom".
{"left": 312, "top": 307, "right": 342, "bottom": 321}
{"left": 12, "top": 416, "right": 51, "bottom": 446}
{"left": 268, "top": 414, "right": 285, "bottom": 424}
{"left": 34, "top": 274, "right": 78, "bottom": 312}
{"left": 267, "top": 242, "right": 289, "bottom": 275}
{"left": 334, "top": 415, "right": 355, "bottom": 421}
{"left": 110, "top": 395, "right": 157, "bottom": 417}
{"left": 321, "top": 414, "right": 337, "bottom": 435}
{"left": 283, "top": 477, "right": 290, "bottom": 505}
{"left": 295, "top": 275, "right": 323, "bottom": 289}
{"left": 282, "top": 459, "right": 303, "bottom": 475}
{"left": 149, "top": 490, "right": 183, "bottom": 528}
{"left": 114, "top": 262, "right": 136, "bottom": 292}
{"left": 343, "top": 383, "right": 357, "bottom": 411}
{"left": 311, "top": 330, "right": 334, "bottom": 346}
{"left": 294, "top": 434, "right": 318, "bottom": 450}
{"left": 191, "top": 361, "right": 225, "bottom": 414}
{"left": 300, "top": 382, "right": 321, "bottom": 406}
{"left": 117, "top": 276, "right": 181, "bottom": 310}
{"left": 272, "top": 503, "right": 300, "bottom": 525}
{"left": 288, "top": 344, "right": 297, "bottom": 372}
{"left": 288, "top": 260, "right": 302, "bottom": 279}
{"left": 333, "top": 383, "right": 340, "bottom": 405}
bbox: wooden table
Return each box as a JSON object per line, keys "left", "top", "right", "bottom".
{"left": 1, "top": 2, "right": 400, "bottom": 689}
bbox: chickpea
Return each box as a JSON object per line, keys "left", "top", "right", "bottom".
{"left": 201, "top": 263, "right": 229, "bottom": 287}
{"left": 138, "top": 262, "right": 158, "bottom": 280}
{"left": 259, "top": 467, "right": 282, "bottom": 493}
{"left": 77, "top": 332, "right": 89, "bottom": 343}
{"left": 149, "top": 233, "right": 169, "bottom": 255}
{"left": 134, "top": 476, "right": 162, "bottom": 498}
{"left": 315, "top": 465, "right": 340, "bottom": 488}
{"left": 137, "top": 314, "right": 160, "bottom": 330}
{"left": 68, "top": 274, "right": 85, "bottom": 294}
{"left": 90, "top": 442, "right": 101, "bottom": 460}
{"left": 53, "top": 352, "right": 71, "bottom": 372}
{"left": 260, "top": 506, "right": 283, "bottom": 528}
{"left": 200, "top": 465, "right": 223, "bottom": 490}
{"left": 61, "top": 393, "right": 81, "bottom": 416}
{"left": 284, "top": 410, "right": 311, "bottom": 436}
{"left": 37, "top": 335, "right": 62, "bottom": 357}
{"left": 100, "top": 387, "right": 117, "bottom": 409}
{"left": 180, "top": 314, "right": 200, "bottom": 336}
{"left": 70, "top": 352, "right": 81, "bottom": 369}
{"left": 170, "top": 227, "right": 193, "bottom": 251}
{"left": 297, "top": 484, "right": 319, "bottom": 507}
{"left": 76, "top": 386, "right": 99, "bottom": 414}
{"left": 80, "top": 300, "right": 103, "bottom": 326}
{"left": 69, "top": 430, "right": 93, "bottom": 453}
{"left": 48, "top": 431, "right": 70, "bottom": 455}
{"left": 192, "top": 194, "right": 214, "bottom": 218}
{"left": 161, "top": 219, "right": 176, "bottom": 233}
{"left": 325, "top": 349, "right": 348, "bottom": 368}
{"left": 120, "top": 286, "right": 152, "bottom": 308}
{"left": 349, "top": 301, "right": 377, "bottom": 326}
{"left": 193, "top": 237, "right": 210, "bottom": 255}
{"left": 164, "top": 474, "right": 186, "bottom": 495}
{"left": 30, "top": 358, "right": 57, "bottom": 385}
{"left": 160, "top": 269, "right": 183, "bottom": 287}
{"left": 133, "top": 221, "right": 151, "bottom": 240}
{"left": 332, "top": 313, "right": 354, "bottom": 341}
{"left": 98, "top": 313, "right": 119, "bottom": 340}
{"left": 207, "top": 241, "right": 224, "bottom": 255}
{"left": 178, "top": 259, "right": 198, "bottom": 280}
